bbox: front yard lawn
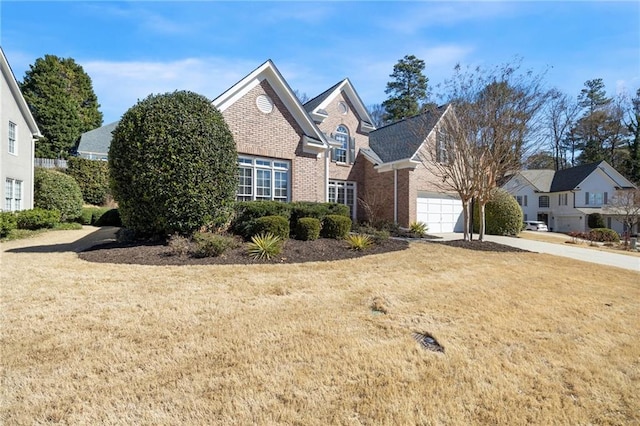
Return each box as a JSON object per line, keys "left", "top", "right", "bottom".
{"left": 1, "top": 228, "right": 638, "bottom": 425}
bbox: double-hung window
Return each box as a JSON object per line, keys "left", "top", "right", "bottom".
{"left": 538, "top": 195, "right": 550, "bottom": 208}
{"left": 328, "top": 180, "right": 356, "bottom": 218}
{"left": 237, "top": 156, "right": 289, "bottom": 202}
{"left": 558, "top": 193, "right": 568, "bottom": 206}
{"left": 585, "top": 192, "right": 606, "bottom": 206}
{"left": 515, "top": 195, "right": 528, "bottom": 207}
{"left": 331, "top": 125, "right": 355, "bottom": 164}
{"left": 5, "top": 178, "right": 22, "bottom": 211}
{"left": 8, "top": 121, "right": 17, "bottom": 155}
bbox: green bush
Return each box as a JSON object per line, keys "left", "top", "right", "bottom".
{"left": 321, "top": 214, "right": 352, "bottom": 239}
{"left": 295, "top": 217, "right": 321, "bottom": 241}
{"left": 77, "top": 206, "right": 109, "bottom": 225}
{"left": 66, "top": 157, "right": 111, "bottom": 205}
{"left": 232, "top": 201, "right": 292, "bottom": 238}
{"left": 473, "top": 189, "right": 523, "bottom": 236}
{"left": 34, "top": 168, "right": 83, "bottom": 221}
{"left": 16, "top": 208, "right": 61, "bottom": 230}
{"left": 289, "top": 201, "right": 349, "bottom": 231}
{"left": 0, "top": 212, "right": 17, "bottom": 238}
{"left": 93, "top": 208, "right": 122, "bottom": 227}
{"left": 192, "top": 232, "right": 239, "bottom": 258}
{"left": 251, "top": 215, "right": 290, "bottom": 240}
{"left": 588, "top": 213, "right": 606, "bottom": 229}
{"left": 109, "top": 91, "right": 237, "bottom": 237}
{"left": 589, "top": 228, "right": 620, "bottom": 243}
{"left": 409, "top": 221, "right": 428, "bottom": 237}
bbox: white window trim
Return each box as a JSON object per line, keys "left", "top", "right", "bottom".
{"left": 4, "top": 178, "right": 22, "bottom": 212}
{"left": 237, "top": 155, "right": 290, "bottom": 202}
{"left": 328, "top": 180, "right": 357, "bottom": 219}
{"left": 8, "top": 121, "right": 17, "bottom": 155}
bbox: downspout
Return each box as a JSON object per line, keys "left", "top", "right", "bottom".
{"left": 325, "top": 150, "right": 329, "bottom": 202}
{"left": 394, "top": 167, "right": 398, "bottom": 224}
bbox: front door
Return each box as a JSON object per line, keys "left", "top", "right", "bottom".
{"left": 537, "top": 213, "right": 549, "bottom": 226}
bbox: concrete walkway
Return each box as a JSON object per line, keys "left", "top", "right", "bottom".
{"left": 430, "top": 232, "right": 640, "bottom": 273}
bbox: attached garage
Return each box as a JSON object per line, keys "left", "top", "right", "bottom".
{"left": 416, "top": 192, "right": 464, "bottom": 233}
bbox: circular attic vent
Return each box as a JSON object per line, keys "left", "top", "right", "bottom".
{"left": 256, "top": 94, "right": 274, "bottom": 114}
{"left": 338, "top": 101, "right": 348, "bottom": 114}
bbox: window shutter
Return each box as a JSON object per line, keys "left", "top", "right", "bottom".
{"left": 604, "top": 192, "right": 608, "bottom": 204}
{"left": 331, "top": 147, "right": 337, "bottom": 163}
{"left": 524, "top": 195, "right": 528, "bottom": 207}
{"left": 585, "top": 192, "right": 589, "bottom": 205}
{"left": 349, "top": 136, "right": 356, "bottom": 164}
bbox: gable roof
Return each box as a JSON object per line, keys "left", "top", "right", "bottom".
{"left": 550, "top": 160, "right": 635, "bottom": 192}
{"left": 1, "top": 47, "right": 41, "bottom": 138}
{"left": 212, "top": 60, "right": 328, "bottom": 154}
{"left": 76, "top": 121, "right": 119, "bottom": 156}
{"left": 517, "top": 169, "right": 556, "bottom": 192}
{"left": 303, "top": 79, "right": 375, "bottom": 133}
{"left": 368, "top": 105, "right": 448, "bottom": 164}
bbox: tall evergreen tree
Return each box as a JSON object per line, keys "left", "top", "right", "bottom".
{"left": 382, "top": 55, "right": 428, "bottom": 123}
{"left": 20, "top": 55, "right": 103, "bottom": 158}
{"left": 624, "top": 89, "right": 640, "bottom": 184}
{"left": 573, "top": 79, "right": 625, "bottom": 165}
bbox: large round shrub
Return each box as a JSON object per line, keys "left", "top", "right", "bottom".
{"left": 66, "top": 157, "right": 110, "bottom": 205}
{"left": 473, "top": 188, "right": 523, "bottom": 236}
{"left": 34, "top": 168, "right": 83, "bottom": 221}
{"left": 588, "top": 213, "right": 605, "bottom": 229}
{"left": 109, "top": 91, "right": 237, "bottom": 237}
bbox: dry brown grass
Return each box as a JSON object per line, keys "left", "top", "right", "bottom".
{"left": 1, "top": 228, "right": 639, "bottom": 425}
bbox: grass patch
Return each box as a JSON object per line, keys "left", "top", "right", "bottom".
{"left": 1, "top": 228, "right": 639, "bottom": 424}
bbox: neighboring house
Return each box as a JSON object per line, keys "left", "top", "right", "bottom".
{"left": 503, "top": 161, "right": 637, "bottom": 234}
{"left": 1, "top": 47, "right": 42, "bottom": 212}
{"left": 75, "top": 59, "right": 461, "bottom": 230}
{"left": 75, "top": 121, "right": 118, "bottom": 160}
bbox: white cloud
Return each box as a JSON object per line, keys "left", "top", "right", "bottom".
{"left": 83, "top": 57, "right": 258, "bottom": 123}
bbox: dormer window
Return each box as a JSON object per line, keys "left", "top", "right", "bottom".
{"left": 332, "top": 125, "right": 355, "bottom": 164}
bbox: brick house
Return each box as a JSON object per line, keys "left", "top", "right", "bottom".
{"left": 77, "top": 59, "right": 461, "bottom": 230}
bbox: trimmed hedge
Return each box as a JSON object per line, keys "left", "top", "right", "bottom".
{"left": 0, "top": 212, "right": 17, "bottom": 238}
{"left": 34, "top": 168, "right": 83, "bottom": 221}
{"left": 295, "top": 217, "right": 321, "bottom": 241}
{"left": 321, "top": 214, "right": 352, "bottom": 239}
{"left": 588, "top": 213, "right": 606, "bottom": 229}
{"left": 589, "top": 228, "right": 620, "bottom": 243}
{"left": 66, "top": 157, "right": 111, "bottom": 205}
{"left": 289, "top": 201, "right": 349, "bottom": 231}
{"left": 16, "top": 208, "right": 61, "bottom": 230}
{"left": 251, "top": 215, "right": 290, "bottom": 240}
{"left": 232, "top": 201, "right": 292, "bottom": 238}
{"left": 473, "top": 188, "right": 523, "bottom": 236}
{"left": 109, "top": 91, "right": 238, "bottom": 237}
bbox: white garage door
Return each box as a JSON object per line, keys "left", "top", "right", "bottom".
{"left": 416, "top": 193, "right": 464, "bottom": 233}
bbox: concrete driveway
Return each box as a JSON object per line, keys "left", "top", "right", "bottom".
{"left": 431, "top": 232, "right": 640, "bottom": 273}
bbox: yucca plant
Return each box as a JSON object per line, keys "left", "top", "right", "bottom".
{"left": 409, "top": 221, "right": 428, "bottom": 237}
{"left": 247, "top": 232, "right": 282, "bottom": 260}
{"left": 345, "top": 233, "right": 373, "bottom": 251}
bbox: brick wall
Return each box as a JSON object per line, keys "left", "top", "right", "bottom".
{"left": 222, "top": 80, "right": 325, "bottom": 202}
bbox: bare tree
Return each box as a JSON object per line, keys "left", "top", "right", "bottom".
{"left": 544, "top": 88, "right": 580, "bottom": 170}
{"left": 416, "top": 60, "right": 549, "bottom": 241}
{"left": 605, "top": 189, "right": 640, "bottom": 246}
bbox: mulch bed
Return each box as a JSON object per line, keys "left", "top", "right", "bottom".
{"left": 78, "top": 236, "right": 528, "bottom": 266}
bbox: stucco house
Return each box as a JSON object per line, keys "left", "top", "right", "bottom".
{"left": 76, "top": 59, "right": 462, "bottom": 230}
{"left": 1, "top": 47, "right": 42, "bottom": 212}
{"left": 502, "top": 161, "right": 637, "bottom": 234}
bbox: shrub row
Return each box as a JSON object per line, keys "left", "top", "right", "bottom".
{"left": 568, "top": 228, "right": 620, "bottom": 243}
{"left": 66, "top": 157, "right": 111, "bottom": 206}
{"left": 231, "top": 201, "right": 351, "bottom": 240}
{"left": 77, "top": 207, "right": 122, "bottom": 227}
{"left": 0, "top": 208, "right": 61, "bottom": 236}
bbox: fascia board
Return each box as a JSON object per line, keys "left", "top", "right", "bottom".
{"left": 1, "top": 49, "right": 42, "bottom": 137}
{"left": 375, "top": 158, "right": 420, "bottom": 172}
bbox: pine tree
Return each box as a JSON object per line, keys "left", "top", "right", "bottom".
{"left": 625, "top": 89, "right": 640, "bottom": 184}
{"left": 20, "top": 55, "right": 103, "bottom": 158}
{"left": 382, "top": 55, "right": 428, "bottom": 123}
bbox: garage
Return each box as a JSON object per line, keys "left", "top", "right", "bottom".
{"left": 416, "top": 192, "right": 464, "bottom": 233}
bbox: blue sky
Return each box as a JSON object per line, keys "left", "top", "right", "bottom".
{"left": 2, "top": 1, "right": 639, "bottom": 125}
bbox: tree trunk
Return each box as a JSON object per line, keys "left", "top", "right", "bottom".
{"left": 478, "top": 202, "right": 486, "bottom": 241}
{"left": 462, "top": 200, "right": 471, "bottom": 241}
